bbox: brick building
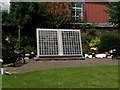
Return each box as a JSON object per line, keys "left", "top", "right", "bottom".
{"left": 70, "top": 2, "right": 112, "bottom": 28}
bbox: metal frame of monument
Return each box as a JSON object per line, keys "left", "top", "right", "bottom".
{"left": 36, "top": 28, "right": 84, "bottom": 60}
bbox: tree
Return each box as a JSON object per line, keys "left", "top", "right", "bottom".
{"left": 3, "top": 2, "right": 70, "bottom": 48}
{"left": 108, "top": 2, "right": 120, "bottom": 29}
{"left": 2, "top": 10, "right": 8, "bottom": 24}
{"left": 39, "top": 2, "right": 70, "bottom": 28}
{"left": 4, "top": 2, "right": 70, "bottom": 42}
{"left": 4, "top": 2, "right": 40, "bottom": 48}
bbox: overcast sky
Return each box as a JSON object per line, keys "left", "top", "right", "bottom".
{"left": 0, "top": 0, "right": 10, "bottom": 11}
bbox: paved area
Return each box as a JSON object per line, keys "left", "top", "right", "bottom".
{"left": 3, "top": 58, "right": 119, "bottom": 74}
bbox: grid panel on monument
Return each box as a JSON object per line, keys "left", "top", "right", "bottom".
{"left": 39, "top": 30, "right": 58, "bottom": 56}
{"left": 62, "top": 31, "right": 70, "bottom": 55}
{"left": 44, "top": 31, "right": 46, "bottom": 55}
{"left": 68, "top": 32, "right": 70, "bottom": 54}
{"left": 68, "top": 31, "right": 70, "bottom": 54}
{"left": 41, "top": 31, "right": 43, "bottom": 55}
{"left": 68, "top": 31, "right": 71, "bottom": 54}
{"left": 44, "top": 32, "right": 46, "bottom": 55}
{"left": 71, "top": 31, "right": 73, "bottom": 54}
{"left": 70, "top": 31, "right": 74, "bottom": 54}
{"left": 62, "top": 31, "right": 81, "bottom": 55}
{"left": 73, "top": 32, "right": 77, "bottom": 54}
{"left": 49, "top": 31, "right": 52, "bottom": 55}
{"left": 62, "top": 31, "right": 66, "bottom": 55}
{"left": 39, "top": 31, "right": 44, "bottom": 55}
{"left": 39, "top": 31, "right": 42, "bottom": 55}
{"left": 73, "top": 31, "right": 76, "bottom": 54}
{"left": 53, "top": 31, "right": 58, "bottom": 55}
{"left": 44, "top": 31, "right": 47, "bottom": 55}
{"left": 66, "top": 31, "right": 68, "bottom": 54}
{"left": 46, "top": 31, "right": 49, "bottom": 55}
{"left": 66, "top": 31, "right": 70, "bottom": 54}
{"left": 75, "top": 32, "right": 81, "bottom": 54}
{"left": 70, "top": 31, "right": 73, "bottom": 54}
{"left": 54, "top": 32, "right": 56, "bottom": 54}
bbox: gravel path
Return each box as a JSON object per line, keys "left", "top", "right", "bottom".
{"left": 3, "top": 58, "right": 118, "bottom": 74}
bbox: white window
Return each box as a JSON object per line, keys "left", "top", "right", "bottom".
{"left": 71, "top": 2, "right": 84, "bottom": 22}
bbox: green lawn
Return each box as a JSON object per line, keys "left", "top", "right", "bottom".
{"left": 0, "top": 76, "right": 2, "bottom": 90}
{"left": 2, "top": 66, "right": 118, "bottom": 88}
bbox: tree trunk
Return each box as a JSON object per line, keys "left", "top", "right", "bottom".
{"left": 16, "top": 25, "right": 22, "bottom": 48}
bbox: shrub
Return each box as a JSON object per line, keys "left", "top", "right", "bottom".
{"left": 89, "top": 37, "right": 100, "bottom": 48}
{"left": 20, "top": 36, "right": 36, "bottom": 48}
{"left": 98, "top": 33, "right": 120, "bottom": 56}
{"left": 24, "top": 45, "right": 36, "bottom": 54}
{"left": 82, "top": 33, "right": 96, "bottom": 54}
{"left": 20, "top": 36, "right": 37, "bottom": 54}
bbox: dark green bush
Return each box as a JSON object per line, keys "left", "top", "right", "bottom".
{"left": 24, "top": 45, "right": 36, "bottom": 54}
{"left": 98, "top": 33, "right": 120, "bottom": 56}
{"left": 20, "top": 36, "right": 36, "bottom": 54}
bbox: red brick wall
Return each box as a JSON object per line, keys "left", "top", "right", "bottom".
{"left": 85, "top": 2, "right": 108, "bottom": 23}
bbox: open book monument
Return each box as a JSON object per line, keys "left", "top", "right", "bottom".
{"left": 36, "top": 29, "right": 84, "bottom": 60}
